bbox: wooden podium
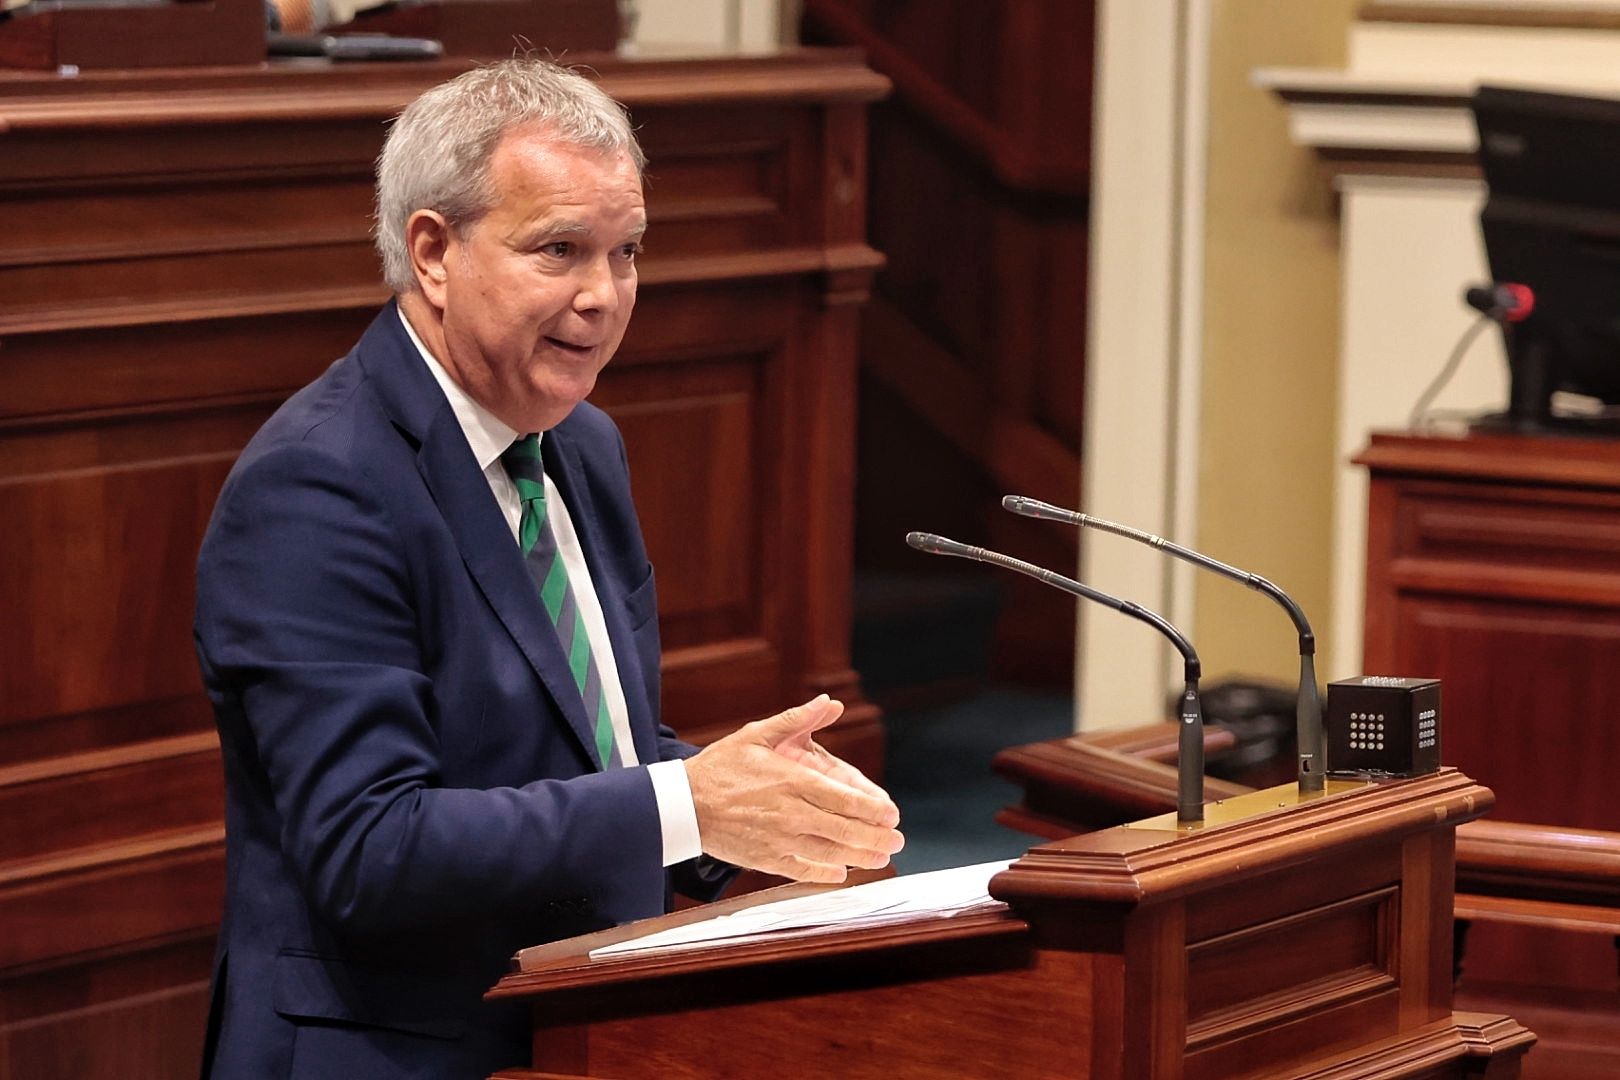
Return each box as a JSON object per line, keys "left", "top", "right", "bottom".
{"left": 486, "top": 771, "right": 1531, "bottom": 1079}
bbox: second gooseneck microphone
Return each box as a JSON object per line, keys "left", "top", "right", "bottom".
{"left": 906, "top": 531, "right": 1206, "bottom": 823}
{"left": 1003, "top": 495, "right": 1326, "bottom": 794}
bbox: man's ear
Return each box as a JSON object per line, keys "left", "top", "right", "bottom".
{"left": 406, "top": 209, "right": 454, "bottom": 309}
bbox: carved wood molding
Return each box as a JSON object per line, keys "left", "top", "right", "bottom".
{"left": 0, "top": 51, "right": 889, "bottom": 124}
{"left": 993, "top": 770, "right": 1495, "bottom": 907}
{"left": 0, "top": 825, "right": 223, "bottom": 969}
{"left": 1286, "top": 1010, "right": 1535, "bottom": 1077}
{"left": 1455, "top": 818, "right": 1620, "bottom": 905}
{"left": 1356, "top": 428, "right": 1620, "bottom": 487}
{"left": 494, "top": 907, "right": 1026, "bottom": 997}
{"left": 1252, "top": 68, "right": 1479, "bottom": 180}
{"left": 0, "top": 284, "right": 387, "bottom": 337}
{"left": 1364, "top": 0, "right": 1620, "bottom": 30}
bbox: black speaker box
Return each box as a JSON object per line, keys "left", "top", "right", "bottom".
{"left": 1325, "top": 676, "right": 1440, "bottom": 779}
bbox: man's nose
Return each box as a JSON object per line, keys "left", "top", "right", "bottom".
{"left": 572, "top": 256, "right": 621, "bottom": 314}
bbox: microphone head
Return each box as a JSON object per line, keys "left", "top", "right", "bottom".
{"left": 1463, "top": 281, "right": 1536, "bottom": 323}
{"left": 906, "top": 531, "right": 971, "bottom": 558}
{"left": 1002, "top": 495, "right": 1039, "bottom": 517}
{"left": 1001, "top": 495, "right": 1076, "bottom": 522}
{"left": 906, "top": 531, "right": 946, "bottom": 553}
{"left": 1501, "top": 282, "right": 1535, "bottom": 323}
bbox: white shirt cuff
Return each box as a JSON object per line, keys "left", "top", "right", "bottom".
{"left": 647, "top": 758, "right": 703, "bottom": 867}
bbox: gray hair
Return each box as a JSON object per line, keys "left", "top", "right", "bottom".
{"left": 374, "top": 58, "right": 645, "bottom": 293}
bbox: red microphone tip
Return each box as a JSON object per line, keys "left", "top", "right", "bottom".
{"left": 1502, "top": 282, "right": 1535, "bottom": 322}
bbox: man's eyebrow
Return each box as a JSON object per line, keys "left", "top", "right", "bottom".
{"left": 529, "top": 219, "right": 648, "bottom": 240}
{"left": 538, "top": 219, "right": 593, "bottom": 238}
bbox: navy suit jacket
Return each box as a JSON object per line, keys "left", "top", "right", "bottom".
{"left": 194, "top": 305, "right": 729, "bottom": 1078}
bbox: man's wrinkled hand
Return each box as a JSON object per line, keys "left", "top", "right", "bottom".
{"left": 683, "top": 695, "right": 904, "bottom": 883}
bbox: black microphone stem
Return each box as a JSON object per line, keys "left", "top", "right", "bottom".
{"left": 905, "top": 531, "right": 1205, "bottom": 823}
{"left": 1002, "top": 495, "right": 1326, "bottom": 794}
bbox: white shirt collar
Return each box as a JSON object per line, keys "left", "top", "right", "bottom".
{"left": 397, "top": 305, "right": 525, "bottom": 470}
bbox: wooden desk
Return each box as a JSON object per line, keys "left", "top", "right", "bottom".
{"left": 0, "top": 51, "right": 885, "bottom": 1076}
{"left": 489, "top": 771, "right": 1530, "bottom": 1079}
{"left": 994, "top": 723, "right": 1620, "bottom": 1079}
{"left": 1357, "top": 431, "right": 1620, "bottom": 992}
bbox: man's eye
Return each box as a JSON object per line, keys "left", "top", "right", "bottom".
{"left": 618, "top": 242, "right": 643, "bottom": 261}
{"left": 538, "top": 242, "right": 571, "bottom": 258}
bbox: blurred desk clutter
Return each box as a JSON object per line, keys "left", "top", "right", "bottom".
{"left": 0, "top": 0, "right": 617, "bottom": 69}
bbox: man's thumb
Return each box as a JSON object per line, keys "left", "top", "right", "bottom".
{"left": 753, "top": 694, "right": 842, "bottom": 745}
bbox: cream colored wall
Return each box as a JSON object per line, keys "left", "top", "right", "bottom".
{"left": 627, "top": 0, "right": 788, "bottom": 52}
{"left": 1193, "top": 0, "right": 1357, "bottom": 686}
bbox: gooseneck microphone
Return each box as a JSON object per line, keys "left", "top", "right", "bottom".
{"left": 906, "top": 531, "right": 1206, "bottom": 823}
{"left": 1002, "top": 495, "right": 1326, "bottom": 795}
{"left": 1463, "top": 281, "right": 1535, "bottom": 323}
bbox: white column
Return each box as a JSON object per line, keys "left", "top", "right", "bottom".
{"left": 1078, "top": 0, "right": 1210, "bottom": 730}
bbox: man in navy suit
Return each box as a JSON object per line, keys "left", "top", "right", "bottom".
{"left": 193, "top": 59, "right": 903, "bottom": 1078}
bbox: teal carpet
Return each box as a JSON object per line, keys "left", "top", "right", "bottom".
{"left": 882, "top": 689, "right": 1073, "bottom": 874}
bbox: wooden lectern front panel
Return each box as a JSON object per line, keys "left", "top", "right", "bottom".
{"left": 521, "top": 940, "right": 1094, "bottom": 1080}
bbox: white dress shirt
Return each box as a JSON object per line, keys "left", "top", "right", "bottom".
{"left": 398, "top": 310, "right": 702, "bottom": 867}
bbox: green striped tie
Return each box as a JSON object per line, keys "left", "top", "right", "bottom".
{"left": 500, "top": 434, "right": 621, "bottom": 769}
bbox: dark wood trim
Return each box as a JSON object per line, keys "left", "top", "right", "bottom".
{"left": 1362, "top": 1, "right": 1620, "bottom": 31}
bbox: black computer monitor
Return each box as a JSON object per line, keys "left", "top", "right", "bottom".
{"left": 1473, "top": 84, "right": 1620, "bottom": 433}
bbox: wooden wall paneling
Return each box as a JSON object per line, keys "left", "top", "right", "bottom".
{"left": 0, "top": 732, "right": 221, "bottom": 865}
{"left": 0, "top": 315, "right": 377, "bottom": 429}
{"left": 596, "top": 283, "right": 791, "bottom": 734}
{"left": 800, "top": 100, "right": 882, "bottom": 764}
{"left": 0, "top": 53, "right": 886, "bottom": 1077}
{"left": 1358, "top": 431, "right": 1620, "bottom": 1043}
{"left": 0, "top": 933, "right": 216, "bottom": 1079}
{"left": 0, "top": 451, "right": 238, "bottom": 722}
{"left": 804, "top": 0, "right": 1094, "bottom": 689}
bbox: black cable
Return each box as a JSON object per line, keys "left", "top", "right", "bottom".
{"left": 1407, "top": 315, "right": 1495, "bottom": 430}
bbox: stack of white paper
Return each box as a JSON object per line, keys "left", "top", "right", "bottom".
{"left": 591, "top": 860, "right": 1012, "bottom": 959}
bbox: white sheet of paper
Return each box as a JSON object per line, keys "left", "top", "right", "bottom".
{"left": 591, "top": 859, "right": 1013, "bottom": 959}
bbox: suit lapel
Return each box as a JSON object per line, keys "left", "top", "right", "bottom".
{"left": 415, "top": 408, "right": 606, "bottom": 770}
{"left": 355, "top": 304, "right": 605, "bottom": 770}
{"left": 544, "top": 425, "right": 659, "bottom": 767}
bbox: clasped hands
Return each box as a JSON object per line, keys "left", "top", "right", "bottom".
{"left": 683, "top": 694, "right": 904, "bottom": 883}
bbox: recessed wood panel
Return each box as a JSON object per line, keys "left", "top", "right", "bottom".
{"left": 0, "top": 832, "right": 223, "bottom": 969}
{"left": 2, "top": 980, "right": 210, "bottom": 1080}
{"left": 1395, "top": 484, "right": 1620, "bottom": 576}
{"left": 3, "top": 242, "right": 384, "bottom": 326}
{"left": 0, "top": 455, "right": 234, "bottom": 723}
{"left": 1399, "top": 597, "right": 1620, "bottom": 828}
{"left": 0, "top": 695, "right": 215, "bottom": 767}
{"left": 596, "top": 356, "right": 768, "bottom": 648}
{"left": 0, "top": 119, "right": 387, "bottom": 186}
{"left": 565, "top": 945, "right": 1091, "bottom": 1080}
{"left": 0, "top": 174, "right": 376, "bottom": 269}
{"left": 0, "top": 734, "right": 221, "bottom": 864}
{"left": 1187, "top": 888, "right": 1396, "bottom": 1035}
{"left": 0, "top": 933, "right": 214, "bottom": 1080}
{"left": 0, "top": 312, "right": 369, "bottom": 423}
